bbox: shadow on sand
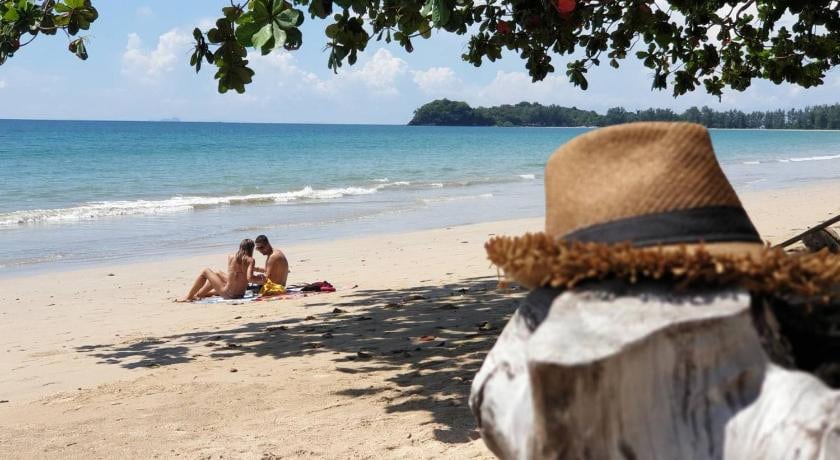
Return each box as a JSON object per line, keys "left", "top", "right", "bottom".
{"left": 76, "top": 276, "right": 525, "bottom": 444}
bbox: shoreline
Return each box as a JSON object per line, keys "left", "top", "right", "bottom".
{"left": 0, "top": 217, "right": 538, "bottom": 282}
{"left": 0, "top": 208, "right": 544, "bottom": 281}
{"left": 2, "top": 177, "right": 838, "bottom": 280}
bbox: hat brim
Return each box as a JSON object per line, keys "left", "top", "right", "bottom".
{"left": 485, "top": 233, "right": 840, "bottom": 299}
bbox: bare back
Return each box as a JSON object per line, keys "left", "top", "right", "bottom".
{"left": 265, "top": 249, "right": 289, "bottom": 286}
{"left": 226, "top": 254, "right": 254, "bottom": 297}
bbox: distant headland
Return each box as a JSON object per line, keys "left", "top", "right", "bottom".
{"left": 408, "top": 99, "right": 840, "bottom": 130}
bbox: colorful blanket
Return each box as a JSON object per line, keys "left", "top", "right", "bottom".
{"left": 192, "top": 281, "right": 347, "bottom": 304}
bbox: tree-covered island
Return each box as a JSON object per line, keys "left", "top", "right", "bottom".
{"left": 408, "top": 99, "right": 840, "bottom": 130}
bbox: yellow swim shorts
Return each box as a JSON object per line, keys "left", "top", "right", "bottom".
{"left": 260, "top": 279, "right": 286, "bottom": 296}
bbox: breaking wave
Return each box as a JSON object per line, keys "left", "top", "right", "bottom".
{"left": 1, "top": 174, "right": 538, "bottom": 227}
{"left": 741, "top": 153, "right": 840, "bottom": 165}
{"left": 0, "top": 185, "right": 389, "bottom": 226}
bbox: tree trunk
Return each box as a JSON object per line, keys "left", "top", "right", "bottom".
{"left": 470, "top": 282, "right": 840, "bottom": 459}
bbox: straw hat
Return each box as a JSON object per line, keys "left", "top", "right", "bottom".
{"left": 486, "top": 122, "right": 840, "bottom": 298}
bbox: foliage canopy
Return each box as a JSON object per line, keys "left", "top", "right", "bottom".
{"left": 2, "top": 1, "right": 840, "bottom": 96}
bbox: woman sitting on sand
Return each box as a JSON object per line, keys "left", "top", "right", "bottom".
{"left": 176, "top": 239, "right": 256, "bottom": 302}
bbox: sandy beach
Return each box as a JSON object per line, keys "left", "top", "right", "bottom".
{"left": 1, "top": 180, "right": 838, "bottom": 459}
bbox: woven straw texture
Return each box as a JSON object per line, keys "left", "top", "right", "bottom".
{"left": 545, "top": 122, "right": 743, "bottom": 239}
{"left": 486, "top": 235, "right": 840, "bottom": 300}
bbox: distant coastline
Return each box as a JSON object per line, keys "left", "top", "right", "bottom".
{"left": 408, "top": 99, "right": 840, "bottom": 130}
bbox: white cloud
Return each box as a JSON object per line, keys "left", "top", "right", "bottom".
{"left": 346, "top": 48, "right": 407, "bottom": 95}
{"left": 121, "top": 29, "right": 192, "bottom": 83}
{"left": 136, "top": 6, "right": 153, "bottom": 18}
{"left": 412, "top": 67, "right": 460, "bottom": 94}
{"left": 250, "top": 47, "right": 408, "bottom": 97}
{"left": 0, "top": 80, "right": 6, "bottom": 89}
{"left": 472, "top": 71, "right": 570, "bottom": 106}
{"left": 413, "top": 66, "right": 590, "bottom": 108}
{"left": 249, "top": 51, "right": 334, "bottom": 94}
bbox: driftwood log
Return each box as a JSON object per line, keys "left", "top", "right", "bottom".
{"left": 802, "top": 227, "right": 840, "bottom": 253}
{"left": 776, "top": 213, "right": 840, "bottom": 249}
{"left": 470, "top": 282, "right": 840, "bottom": 459}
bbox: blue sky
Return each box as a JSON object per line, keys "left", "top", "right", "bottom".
{"left": 1, "top": 1, "right": 840, "bottom": 124}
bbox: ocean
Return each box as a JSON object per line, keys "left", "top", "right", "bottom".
{"left": 2, "top": 120, "right": 840, "bottom": 276}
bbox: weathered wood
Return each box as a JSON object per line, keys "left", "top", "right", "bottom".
{"left": 802, "top": 227, "right": 840, "bottom": 253}
{"left": 724, "top": 365, "right": 840, "bottom": 459}
{"left": 775, "top": 213, "right": 840, "bottom": 249}
{"left": 470, "top": 282, "right": 840, "bottom": 459}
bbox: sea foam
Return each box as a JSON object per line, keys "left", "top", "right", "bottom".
{"left": 420, "top": 193, "right": 494, "bottom": 204}
{"left": 0, "top": 185, "right": 387, "bottom": 226}
{"left": 786, "top": 153, "right": 840, "bottom": 162}
{"left": 739, "top": 153, "right": 840, "bottom": 165}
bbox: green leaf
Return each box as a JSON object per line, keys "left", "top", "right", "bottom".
{"left": 325, "top": 23, "right": 339, "bottom": 39}
{"left": 277, "top": 8, "right": 302, "bottom": 28}
{"left": 252, "top": 0, "right": 270, "bottom": 21}
{"left": 222, "top": 5, "right": 243, "bottom": 20}
{"left": 272, "top": 26, "right": 286, "bottom": 47}
{"left": 234, "top": 22, "right": 259, "bottom": 47}
{"left": 421, "top": 0, "right": 433, "bottom": 17}
{"left": 68, "top": 37, "right": 87, "bottom": 60}
{"left": 284, "top": 28, "right": 302, "bottom": 50}
{"left": 419, "top": 21, "right": 432, "bottom": 39}
{"left": 234, "top": 0, "right": 302, "bottom": 54}
{"left": 431, "top": 0, "right": 450, "bottom": 27}
{"left": 252, "top": 23, "right": 273, "bottom": 49}
{"left": 3, "top": 8, "right": 18, "bottom": 21}
{"left": 309, "top": 0, "right": 331, "bottom": 19}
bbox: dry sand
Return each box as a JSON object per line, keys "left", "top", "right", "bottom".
{"left": 0, "top": 181, "right": 838, "bottom": 459}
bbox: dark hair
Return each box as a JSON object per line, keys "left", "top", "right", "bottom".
{"left": 255, "top": 235, "right": 269, "bottom": 245}
{"left": 236, "top": 238, "right": 255, "bottom": 264}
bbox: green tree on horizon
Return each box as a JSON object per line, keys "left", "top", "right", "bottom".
{"left": 408, "top": 99, "right": 495, "bottom": 125}
{"left": 2, "top": 1, "right": 840, "bottom": 96}
{"left": 409, "top": 99, "right": 840, "bottom": 129}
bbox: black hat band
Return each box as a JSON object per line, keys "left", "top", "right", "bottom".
{"left": 563, "top": 206, "right": 762, "bottom": 247}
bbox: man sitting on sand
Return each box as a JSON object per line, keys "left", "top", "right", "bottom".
{"left": 251, "top": 234, "right": 289, "bottom": 296}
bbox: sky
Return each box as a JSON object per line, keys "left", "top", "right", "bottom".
{"left": 1, "top": 1, "right": 840, "bottom": 124}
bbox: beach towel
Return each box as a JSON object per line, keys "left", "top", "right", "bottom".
{"left": 194, "top": 294, "right": 258, "bottom": 305}
{"left": 193, "top": 281, "right": 350, "bottom": 304}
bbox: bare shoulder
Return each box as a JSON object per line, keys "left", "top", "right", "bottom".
{"left": 269, "top": 249, "right": 288, "bottom": 262}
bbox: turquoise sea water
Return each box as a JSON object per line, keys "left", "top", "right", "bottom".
{"left": 1, "top": 120, "right": 840, "bottom": 276}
